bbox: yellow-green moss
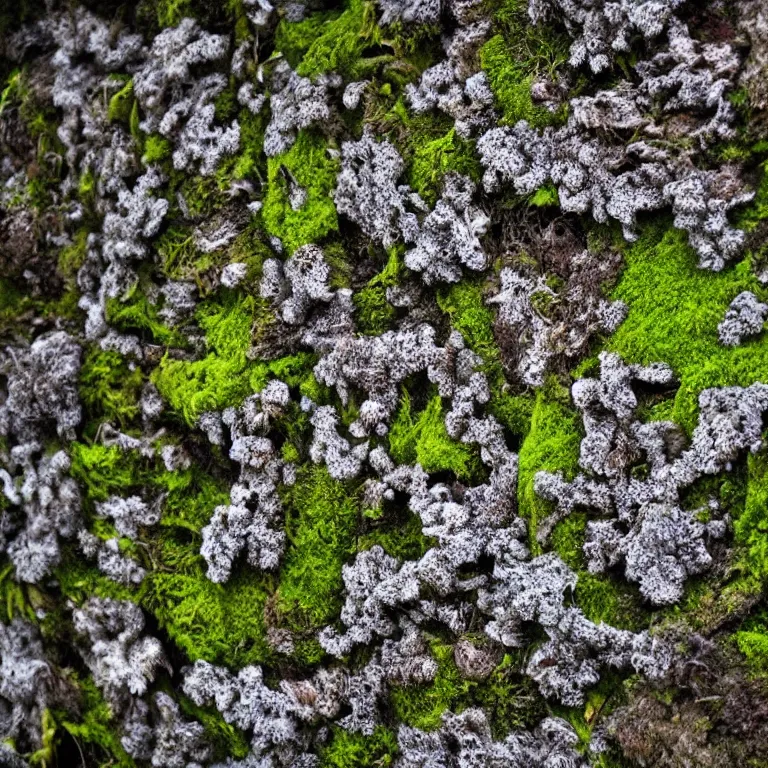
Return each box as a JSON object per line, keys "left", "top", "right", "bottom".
{"left": 78, "top": 349, "right": 144, "bottom": 429}
{"left": 62, "top": 678, "right": 135, "bottom": 768}
{"left": 318, "top": 726, "right": 398, "bottom": 767}
{"left": 261, "top": 130, "right": 340, "bottom": 254}
{"left": 142, "top": 134, "right": 172, "bottom": 165}
{"left": 408, "top": 128, "right": 482, "bottom": 207}
{"left": 516, "top": 376, "right": 581, "bottom": 549}
{"left": 147, "top": 548, "right": 277, "bottom": 668}
{"left": 295, "top": 0, "right": 380, "bottom": 79}
{"left": 481, "top": 35, "right": 561, "bottom": 128}
{"left": 276, "top": 466, "right": 360, "bottom": 634}
{"left": 389, "top": 391, "right": 483, "bottom": 482}
{"left": 353, "top": 249, "right": 400, "bottom": 335}
{"left": 606, "top": 224, "right": 768, "bottom": 434}
{"left": 152, "top": 293, "right": 259, "bottom": 424}
{"left": 481, "top": 0, "right": 569, "bottom": 127}
{"left": 107, "top": 78, "right": 134, "bottom": 125}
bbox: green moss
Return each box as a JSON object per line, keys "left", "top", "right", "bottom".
{"left": 318, "top": 726, "right": 398, "bottom": 767}
{"left": 481, "top": 35, "right": 560, "bottom": 128}
{"left": 353, "top": 249, "right": 400, "bottom": 335}
{"left": 148, "top": 545, "right": 277, "bottom": 668}
{"left": 481, "top": 0, "right": 569, "bottom": 127}
{"left": 142, "top": 134, "right": 172, "bottom": 165}
{"left": 408, "top": 128, "right": 482, "bottom": 207}
{"left": 360, "top": 513, "right": 432, "bottom": 562}
{"left": 107, "top": 79, "right": 134, "bottom": 125}
{"left": 389, "top": 391, "right": 482, "bottom": 482}
{"left": 106, "top": 294, "right": 186, "bottom": 348}
{"left": 156, "top": 0, "right": 192, "bottom": 28}
{"left": 70, "top": 443, "right": 142, "bottom": 503}
{"left": 736, "top": 630, "right": 768, "bottom": 675}
{"left": 229, "top": 108, "right": 267, "bottom": 181}
{"left": 277, "top": 466, "right": 360, "bottom": 634}
{"left": 176, "top": 694, "right": 250, "bottom": 762}
{"left": 437, "top": 280, "right": 536, "bottom": 437}
{"left": 152, "top": 294, "right": 260, "bottom": 425}
{"left": 529, "top": 183, "right": 559, "bottom": 207}
{"left": 438, "top": 281, "right": 498, "bottom": 364}
{"left": 57, "top": 228, "right": 89, "bottom": 281}
{"left": 62, "top": 678, "right": 135, "bottom": 768}
{"left": 275, "top": 11, "right": 344, "bottom": 69}
{"left": 261, "top": 130, "right": 340, "bottom": 253}
{"left": 606, "top": 224, "right": 768, "bottom": 433}
{"left": 735, "top": 609, "right": 768, "bottom": 676}
{"left": 389, "top": 640, "right": 546, "bottom": 737}
{"left": 78, "top": 349, "right": 144, "bottom": 429}
{"left": 516, "top": 377, "right": 581, "bottom": 549}
{"left": 296, "top": 0, "right": 379, "bottom": 79}
{"left": 390, "top": 640, "right": 473, "bottom": 730}
{"left": 734, "top": 451, "right": 768, "bottom": 586}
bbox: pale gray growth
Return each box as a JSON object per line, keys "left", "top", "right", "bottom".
{"left": 410, "top": 455, "right": 525, "bottom": 595}
{"left": 478, "top": 552, "right": 673, "bottom": 704}
{"left": 0, "top": 743, "right": 30, "bottom": 768}
{"left": 121, "top": 693, "right": 212, "bottom": 768}
{"left": 141, "top": 383, "right": 165, "bottom": 425}
{"left": 526, "top": 607, "right": 673, "bottom": 705}
{"left": 406, "top": 21, "right": 495, "bottom": 138}
{"left": 313, "top": 324, "right": 464, "bottom": 437}
{"left": 377, "top": 0, "right": 441, "bottom": 25}
{"left": 535, "top": 352, "right": 768, "bottom": 604}
{"left": 162, "top": 75, "right": 241, "bottom": 175}
{"left": 195, "top": 218, "right": 243, "bottom": 253}
{"left": 77, "top": 168, "right": 169, "bottom": 346}
{"left": 718, "top": 291, "right": 768, "bottom": 346}
{"left": 0, "top": 619, "right": 71, "bottom": 750}
{"left": 182, "top": 661, "right": 320, "bottom": 765}
{"left": 636, "top": 19, "right": 741, "bottom": 144}
{"left": 159, "top": 280, "right": 198, "bottom": 326}
{"left": 0, "top": 448, "right": 81, "bottom": 583}
{"left": 488, "top": 261, "right": 627, "bottom": 386}
{"left": 342, "top": 80, "right": 369, "bottom": 110}
{"left": 237, "top": 82, "right": 266, "bottom": 115}
{"left": 318, "top": 546, "right": 421, "bottom": 657}
{"left": 308, "top": 404, "right": 369, "bottom": 480}
{"left": 333, "top": 133, "right": 424, "bottom": 247}
{"left": 404, "top": 174, "right": 490, "bottom": 284}
{"left": 79, "top": 531, "right": 147, "bottom": 587}
{"left": 95, "top": 495, "right": 159, "bottom": 539}
{"left": 73, "top": 598, "right": 168, "bottom": 713}
{"left": 264, "top": 62, "right": 341, "bottom": 157}
{"left": 739, "top": 0, "right": 768, "bottom": 110}
{"left": 528, "top": 0, "right": 684, "bottom": 73}
{"left": 0, "top": 332, "right": 82, "bottom": 443}
{"left": 200, "top": 382, "right": 293, "bottom": 582}
{"left": 664, "top": 167, "right": 755, "bottom": 271}
{"left": 221, "top": 262, "right": 249, "bottom": 288}
{"left": 397, "top": 708, "right": 586, "bottom": 767}
{"left": 477, "top": 121, "right": 554, "bottom": 196}
{"left": 261, "top": 245, "right": 334, "bottom": 325}
{"left": 488, "top": 270, "right": 557, "bottom": 386}
{"left": 585, "top": 502, "right": 726, "bottom": 607}
{"left": 380, "top": 620, "right": 439, "bottom": 686}
{"left": 477, "top": 21, "right": 751, "bottom": 268}
{"left": 133, "top": 18, "right": 229, "bottom": 130}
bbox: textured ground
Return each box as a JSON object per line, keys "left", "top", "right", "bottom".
{"left": 0, "top": 0, "right": 768, "bottom": 766}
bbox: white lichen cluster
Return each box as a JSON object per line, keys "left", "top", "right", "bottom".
{"left": 199, "top": 380, "right": 295, "bottom": 582}
{"left": 477, "top": 18, "right": 754, "bottom": 270}
{"left": 535, "top": 353, "right": 768, "bottom": 605}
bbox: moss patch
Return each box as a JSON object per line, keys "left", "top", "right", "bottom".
{"left": 262, "top": 130, "right": 340, "bottom": 254}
